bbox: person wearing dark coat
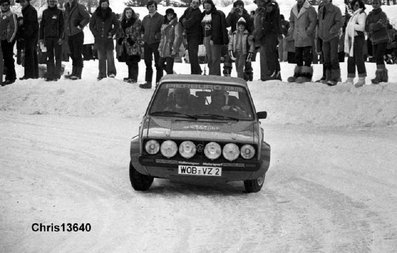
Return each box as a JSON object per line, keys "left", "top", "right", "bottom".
{"left": 139, "top": 0, "right": 164, "bottom": 89}
{"left": 64, "top": 0, "right": 90, "bottom": 80}
{"left": 201, "top": 0, "right": 228, "bottom": 76}
{"left": 0, "top": 0, "right": 17, "bottom": 85}
{"left": 116, "top": 7, "right": 143, "bottom": 83}
{"left": 19, "top": 0, "right": 39, "bottom": 80}
{"left": 39, "top": 0, "right": 64, "bottom": 81}
{"left": 89, "top": 0, "right": 119, "bottom": 80}
{"left": 224, "top": 0, "right": 253, "bottom": 80}
{"left": 365, "top": 0, "right": 390, "bottom": 84}
{"left": 180, "top": 0, "right": 203, "bottom": 75}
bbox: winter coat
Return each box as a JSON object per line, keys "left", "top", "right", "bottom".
{"left": 0, "top": 10, "right": 17, "bottom": 42}
{"left": 289, "top": 0, "right": 317, "bottom": 47}
{"left": 225, "top": 9, "right": 253, "bottom": 33}
{"left": 365, "top": 8, "right": 389, "bottom": 45}
{"left": 142, "top": 12, "right": 163, "bottom": 45}
{"left": 344, "top": 9, "right": 366, "bottom": 57}
{"left": 228, "top": 29, "right": 254, "bottom": 54}
{"left": 21, "top": 4, "right": 39, "bottom": 43}
{"left": 89, "top": 7, "right": 119, "bottom": 51}
{"left": 158, "top": 18, "right": 183, "bottom": 58}
{"left": 40, "top": 7, "right": 64, "bottom": 40}
{"left": 253, "top": 1, "right": 281, "bottom": 45}
{"left": 180, "top": 7, "right": 203, "bottom": 43}
{"left": 64, "top": 0, "right": 90, "bottom": 37}
{"left": 317, "top": 2, "right": 342, "bottom": 42}
{"left": 201, "top": 7, "right": 228, "bottom": 45}
{"left": 117, "top": 16, "right": 143, "bottom": 57}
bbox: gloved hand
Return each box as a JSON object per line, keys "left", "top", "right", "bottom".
{"left": 127, "top": 38, "right": 135, "bottom": 46}
{"left": 246, "top": 52, "right": 253, "bottom": 62}
{"left": 229, "top": 50, "right": 236, "bottom": 61}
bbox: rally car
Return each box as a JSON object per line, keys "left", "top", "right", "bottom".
{"left": 129, "top": 74, "right": 270, "bottom": 193}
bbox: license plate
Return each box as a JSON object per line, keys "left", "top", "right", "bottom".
{"left": 178, "top": 165, "right": 222, "bottom": 176}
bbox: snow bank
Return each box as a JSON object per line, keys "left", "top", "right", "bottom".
{"left": 1, "top": 77, "right": 396, "bottom": 128}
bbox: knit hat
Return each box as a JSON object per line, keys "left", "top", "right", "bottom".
{"left": 233, "top": 0, "right": 244, "bottom": 7}
{"left": 165, "top": 8, "right": 175, "bottom": 16}
{"left": 237, "top": 17, "right": 246, "bottom": 27}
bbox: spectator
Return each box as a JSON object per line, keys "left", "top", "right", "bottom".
{"left": 89, "top": 0, "right": 119, "bottom": 80}
{"left": 180, "top": 0, "right": 203, "bottom": 75}
{"left": 19, "top": 0, "right": 39, "bottom": 80}
{"left": 39, "top": 0, "right": 64, "bottom": 81}
{"left": 224, "top": 0, "right": 253, "bottom": 80}
{"left": 201, "top": 0, "right": 228, "bottom": 76}
{"left": 139, "top": 0, "right": 164, "bottom": 89}
{"left": 344, "top": 0, "right": 367, "bottom": 87}
{"left": 317, "top": 0, "right": 342, "bottom": 86}
{"left": 158, "top": 8, "right": 183, "bottom": 76}
{"left": 287, "top": 0, "right": 317, "bottom": 83}
{"left": 366, "top": 0, "right": 389, "bottom": 84}
{"left": 15, "top": 17, "right": 24, "bottom": 66}
{"left": 0, "top": 0, "right": 17, "bottom": 85}
{"left": 228, "top": 17, "right": 254, "bottom": 79}
{"left": 0, "top": 41, "right": 3, "bottom": 86}
{"left": 64, "top": 0, "right": 90, "bottom": 80}
{"left": 279, "top": 14, "right": 290, "bottom": 62}
{"left": 116, "top": 7, "right": 143, "bottom": 83}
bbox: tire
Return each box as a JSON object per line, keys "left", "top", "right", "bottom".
{"left": 244, "top": 175, "right": 265, "bottom": 193}
{"left": 129, "top": 162, "right": 154, "bottom": 191}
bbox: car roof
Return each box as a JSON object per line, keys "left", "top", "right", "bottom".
{"left": 159, "top": 74, "right": 249, "bottom": 88}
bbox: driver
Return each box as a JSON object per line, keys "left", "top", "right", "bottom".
{"left": 166, "top": 88, "right": 190, "bottom": 112}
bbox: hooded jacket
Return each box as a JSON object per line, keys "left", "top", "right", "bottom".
{"left": 289, "top": 0, "right": 317, "bottom": 47}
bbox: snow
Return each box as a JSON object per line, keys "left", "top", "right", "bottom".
{"left": 1, "top": 0, "right": 397, "bottom": 252}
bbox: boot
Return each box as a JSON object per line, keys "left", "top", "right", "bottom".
{"left": 343, "top": 77, "right": 354, "bottom": 85}
{"left": 326, "top": 68, "right": 340, "bottom": 86}
{"left": 354, "top": 77, "right": 366, "bottom": 88}
{"left": 296, "top": 66, "right": 313, "bottom": 83}
{"left": 139, "top": 82, "right": 152, "bottom": 89}
{"left": 371, "top": 70, "right": 382, "bottom": 84}
{"left": 287, "top": 66, "right": 301, "bottom": 82}
{"left": 64, "top": 66, "right": 76, "bottom": 79}
{"left": 381, "top": 68, "right": 388, "bottom": 83}
{"left": 70, "top": 67, "right": 82, "bottom": 80}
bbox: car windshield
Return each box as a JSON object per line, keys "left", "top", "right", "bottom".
{"left": 149, "top": 83, "right": 255, "bottom": 120}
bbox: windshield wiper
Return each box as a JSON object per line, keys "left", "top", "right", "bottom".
{"left": 150, "top": 111, "right": 197, "bottom": 120}
{"left": 192, "top": 113, "right": 240, "bottom": 121}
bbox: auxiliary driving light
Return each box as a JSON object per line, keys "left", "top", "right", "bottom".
{"left": 222, "top": 143, "right": 240, "bottom": 161}
{"left": 179, "top": 141, "right": 196, "bottom": 159}
{"left": 160, "top": 140, "right": 178, "bottom": 158}
{"left": 240, "top": 144, "right": 255, "bottom": 159}
{"left": 204, "top": 142, "right": 221, "bottom": 160}
{"left": 145, "top": 140, "right": 160, "bottom": 154}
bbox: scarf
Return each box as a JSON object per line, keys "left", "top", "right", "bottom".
{"left": 344, "top": 8, "right": 366, "bottom": 57}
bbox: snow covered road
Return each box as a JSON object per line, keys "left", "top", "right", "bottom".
{"left": 1, "top": 112, "right": 396, "bottom": 252}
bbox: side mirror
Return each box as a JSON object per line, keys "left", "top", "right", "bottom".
{"left": 257, "top": 111, "right": 267, "bottom": 119}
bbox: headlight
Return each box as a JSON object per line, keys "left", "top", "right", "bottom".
{"left": 145, "top": 140, "right": 160, "bottom": 154}
{"left": 222, "top": 143, "right": 240, "bottom": 161}
{"left": 160, "top": 140, "right": 178, "bottom": 158}
{"left": 240, "top": 144, "right": 255, "bottom": 159}
{"left": 179, "top": 141, "right": 196, "bottom": 159}
{"left": 204, "top": 142, "right": 221, "bottom": 160}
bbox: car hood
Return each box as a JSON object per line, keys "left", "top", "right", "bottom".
{"left": 143, "top": 116, "right": 259, "bottom": 143}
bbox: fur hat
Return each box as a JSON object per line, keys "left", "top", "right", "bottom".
{"left": 99, "top": 0, "right": 109, "bottom": 5}
{"left": 165, "top": 8, "right": 175, "bottom": 16}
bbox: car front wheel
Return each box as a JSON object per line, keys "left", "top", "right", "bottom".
{"left": 244, "top": 175, "right": 265, "bottom": 193}
{"left": 129, "top": 162, "right": 154, "bottom": 191}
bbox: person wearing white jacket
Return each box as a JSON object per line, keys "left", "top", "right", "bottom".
{"left": 344, "top": 0, "right": 367, "bottom": 87}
